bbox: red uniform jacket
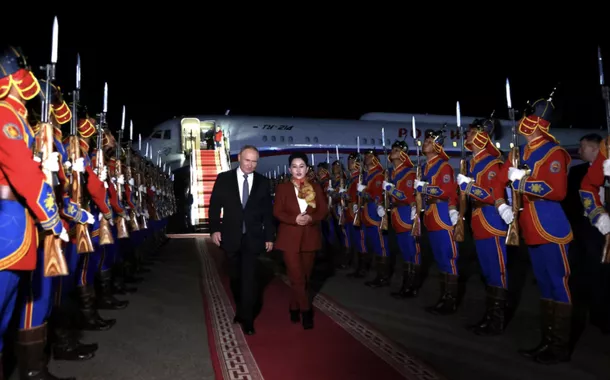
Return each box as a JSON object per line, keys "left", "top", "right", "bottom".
{"left": 273, "top": 181, "right": 328, "bottom": 252}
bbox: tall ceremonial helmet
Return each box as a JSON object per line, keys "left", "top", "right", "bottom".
{"left": 518, "top": 88, "right": 558, "bottom": 143}
{"left": 363, "top": 148, "right": 381, "bottom": 167}
{"left": 391, "top": 140, "right": 414, "bottom": 166}
{"left": 425, "top": 128, "right": 449, "bottom": 161}
{"left": 348, "top": 152, "right": 361, "bottom": 171}
{"left": 467, "top": 117, "right": 502, "bottom": 157}
{"left": 0, "top": 45, "right": 41, "bottom": 100}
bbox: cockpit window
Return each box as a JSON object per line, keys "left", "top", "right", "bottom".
{"left": 163, "top": 130, "right": 171, "bottom": 140}
{"left": 151, "top": 130, "right": 162, "bottom": 139}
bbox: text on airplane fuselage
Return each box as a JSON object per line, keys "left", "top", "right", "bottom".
{"left": 257, "top": 124, "right": 294, "bottom": 130}
{"left": 399, "top": 128, "right": 462, "bottom": 139}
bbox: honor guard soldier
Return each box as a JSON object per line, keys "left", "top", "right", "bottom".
{"left": 456, "top": 118, "right": 510, "bottom": 335}
{"left": 343, "top": 153, "right": 369, "bottom": 277}
{"left": 492, "top": 97, "right": 573, "bottom": 364}
{"left": 329, "top": 159, "right": 350, "bottom": 268}
{"left": 414, "top": 129, "right": 460, "bottom": 315}
{"left": 357, "top": 149, "right": 390, "bottom": 287}
{"left": 317, "top": 162, "right": 339, "bottom": 258}
{"left": 0, "top": 45, "right": 72, "bottom": 379}
{"left": 382, "top": 140, "right": 421, "bottom": 298}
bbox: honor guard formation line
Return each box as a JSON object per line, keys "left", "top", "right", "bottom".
{"left": 1, "top": 15, "right": 610, "bottom": 380}
{"left": 0, "top": 18, "right": 174, "bottom": 380}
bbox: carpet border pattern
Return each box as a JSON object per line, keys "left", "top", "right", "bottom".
{"left": 197, "top": 238, "right": 264, "bottom": 380}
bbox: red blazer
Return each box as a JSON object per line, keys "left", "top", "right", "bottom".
{"left": 273, "top": 181, "right": 328, "bottom": 252}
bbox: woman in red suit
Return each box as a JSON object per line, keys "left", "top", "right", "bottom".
{"left": 273, "top": 152, "right": 328, "bottom": 329}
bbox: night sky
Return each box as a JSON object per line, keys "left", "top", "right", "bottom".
{"left": 6, "top": 10, "right": 609, "bottom": 139}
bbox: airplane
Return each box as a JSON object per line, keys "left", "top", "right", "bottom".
{"left": 139, "top": 112, "right": 603, "bottom": 177}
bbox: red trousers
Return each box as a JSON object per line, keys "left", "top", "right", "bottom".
{"left": 282, "top": 250, "right": 315, "bottom": 311}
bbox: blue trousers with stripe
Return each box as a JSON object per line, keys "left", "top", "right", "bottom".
{"left": 19, "top": 246, "right": 54, "bottom": 330}
{"left": 529, "top": 243, "right": 571, "bottom": 304}
{"left": 0, "top": 270, "right": 21, "bottom": 351}
{"left": 345, "top": 223, "right": 366, "bottom": 252}
{"left": 364, "top": 225, "right": 389, "bottom": 257}
{"left": 396, "top": 232, "right": 421, "bottom": 264}
{"left": 475, "top": 236, "right": 508, "bottom": 289}
{"left": 428, "top": 229, "right": 459, "bottom": 275}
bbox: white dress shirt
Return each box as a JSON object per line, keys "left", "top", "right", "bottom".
{"left": 294, "top": 186, "right": 308, "bottom": 213}
{"left": 236, "top": 167, "right": 254, "bottom": 203}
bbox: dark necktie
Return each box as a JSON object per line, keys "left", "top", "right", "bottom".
{"left": 242, "top": 174, "right": 249, "bottom": 233}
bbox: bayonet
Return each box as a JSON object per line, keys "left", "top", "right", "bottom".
{"left": 454, "top": 101, "right": 466, "bottom": 242}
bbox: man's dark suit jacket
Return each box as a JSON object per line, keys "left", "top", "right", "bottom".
{"left": 208, "top": 169, "right": 275, "bottom": 253}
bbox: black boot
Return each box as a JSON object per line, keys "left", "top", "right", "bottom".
{"left": 96, "top": 270, "right": 129, "bottom": 310}
{"left": 76, "top": 285, "right": 116, "bottom": 331}
{"left": 519, "top": 299, "right": 554, "bottom": 359}
{"left": 426, "top": 273, "right": 458, "bottom": 315}
{"left": 365, "top": 256, "right": 391, "bottom": 288}
{"left": 347, "top": 252, "right": 367, "bottom": 278}
{"left": 289, "top": 309, "right": 300, "bottom": 323}
{"left": 391, "top": 263, "right": 412, "bottom": 298}
{"left": 301, "top": 309, "right": 314, "bottom": 330}
{"left": 474, "top": 286, "right": 508, "bottom": 336}
{"left": 49, "top": 308, "right": 97, "bottom": 361}
{"left": 535, "top": 302, "right": 572, "bottom": 364}
{"left": 112, "top": 262, "right": 137, "bottom": 295}
{"left": 16, "top": 323, "right": 76, "bottom": 380}
{"left": 0, "top": 351, "right": 4, "bottom": 380}
{"left": 402, "top": 263, "right": 422, "bottom": 298}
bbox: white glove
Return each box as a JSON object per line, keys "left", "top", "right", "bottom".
{"left": 117, "top": 174, "right": 125, "bottom": 185}
{"left": 508, "top": 167, "right": 526, "bottom": 182}
{"left": 144, "top": 210, "right": 150, "bottom": 218}
{"left": 357, "top": 183, "right": 366, "bottom": 192}
{"left": 59, "top": 226, "right": 69, "bottom": 242}
{"left": 595, "top": 213, "right": 610, "bottom": 235}
{"left": 498, "top": 203, "right": 514, "bottom": 224}
{"left": 338, "top": 187, "right": 346, "bottom": 193}
{"left": 352, "top": 204, "right": 359, "bottom": 213}
{"left": 377, "top": 205, "right": 385, "bottom": 217}
{"left": 40, "top": 152, "right": 60, "bottom": 172}
{"left": 457, "top": 174, "right": 473, "bottom": 185}
{"left": 327, "top": 187, "right": 335, "bottom": 193}
{"left": 449, "top": 209, "right": 459, "bottom": 226}
{"left": 72, "top": 157, "right": 85, "bottom": 173}
{"left": 128, "top": 177, "right": 135, "bottom": 186}
{"left": 382, "top": 181, "right": 394, "bottom": 191}
{"left": 151, "top": 185, "right": 156, "bottom": 192}
{"left": 604, "top": 159, "right": 610, "bottom": 177}
{"left": 123, "top": 213, "right": 130, "bottom": 221}
{"left": 109, "top": 218, "right": 114, "bottom": 226}
{"left": 410, "top": 206, "right": 416, "bottom": 220}
{"left": 84, "top": 210, "right": 94, "bottom": 224}
{"left": 63, "top": 160, "right": 72, "bottom": 170}
{"left": 414, "top": 180, "right": 427, "bottom": 191}
{"left": 139, "top": 185, "right": 146, "bottom": 193}
{"left": 98, "top": 212, "right": 103, "bottom": 221}
{"left": 600, "top": 186, "right": 606, "bottom": 206}
{"left": 99, "top": 166, "right": 108, "bottom": 181}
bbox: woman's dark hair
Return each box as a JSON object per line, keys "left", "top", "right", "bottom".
{"left": 288, "top": 152, "right": 308, "bottom": 166}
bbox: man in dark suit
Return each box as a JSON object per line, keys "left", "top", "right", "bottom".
{"left": 562, "top": 133, "right": 610, "bottom": 334}
{"left": 208, "top": 145, "right": 275, "bottom": 335}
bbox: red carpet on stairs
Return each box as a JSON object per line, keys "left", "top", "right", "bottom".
{"left": 197, "top": 238, "right": 444, "bottom": 380}
{"left": 195, "top": 150, "right": 220, "bottom": 224}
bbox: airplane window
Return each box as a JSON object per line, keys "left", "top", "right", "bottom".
{"left": 151, "top": 130, "right": 162, "bottom": 139}
{"left": 271, "top": 136, "right": 276, "bottom": 142}
{"left": 313, "top": 137, "right": 318, "bottom": 143}
{"left": 288, "top": 136, "right": 293, "bottom": 143}
{"left": 262, "top": 136, "right": 268, "bottom": 142}
{"left": 163, "top": 130, "right": 171, "bottom": 140}
{"left": 306, "top": 137, "right": 310, "bottom": 143}
{"left": 386, "top": 139, "right": 390, "bottom": 145}
{"left": 363, "top": 138, "right": 367, "bottom": 144}
{"left": 280, "top": 136, "right": 285, "bottom": 142}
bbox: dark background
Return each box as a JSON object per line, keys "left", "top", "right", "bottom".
{"left": 6, "top": 9, "right": 609, "bottom": 139}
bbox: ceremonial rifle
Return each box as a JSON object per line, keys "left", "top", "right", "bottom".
{"left": 336, "top": 145, "right": 346, "bottom": 226}
{"left": 411, "top": 116, "right": 422, "bottom": 237}
{"left": 598, "top": 47, "right": 610, "bottom": 264}
{"left": 69, "top": 54, "right": 94, "bottom": 254}
{"left": 36, "top": 17, "right": 68, "bottom": 277}
{"left": 353, "top": 136, "right": 363, "bottom": 227}
{"left": 505, "top": 78, "right": 521, "bottom": 246}
{"left": 125, "top": 120, "right": 140, "bottom": 231}
{"left": 115, "top": 106, "right": 129, "bottom": 239}
{"left": 380, "top": 128, "right": 390, "bottom": 231}
{"left": 96, "top": 83, "right": 114, "bottom": 245}
{"left": 454, "top": 101, "right": 466, "bottom": 242}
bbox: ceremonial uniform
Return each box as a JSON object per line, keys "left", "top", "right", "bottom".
{"left": 317, "top": 163, "right": 337, "bottom": 252}
{"left": 492, "top": 98, "right": 572, "bottom": 364}
{"left": 415, "top": 129, "right": 460, "bottom": 315}
{"left": 357, "top": 150, "right": 390, "bottom": 287}
{"left": 342, "top": 153, "right": 368, "bottom": 277}
{"left": 0, "top": 45, "right": 74, "bottom": 379}
{"left": 328, "top": 160, "right": 350, "bottom": 268}
{"left": 457, "top": 118, "right": 509, "bottom": 335}
{"left": 382, "top": 141, "right": 421, "bottom": 298}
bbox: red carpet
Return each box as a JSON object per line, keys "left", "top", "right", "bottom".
{"left": 196, "top": 238, "right": 444, "bottom": 380}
